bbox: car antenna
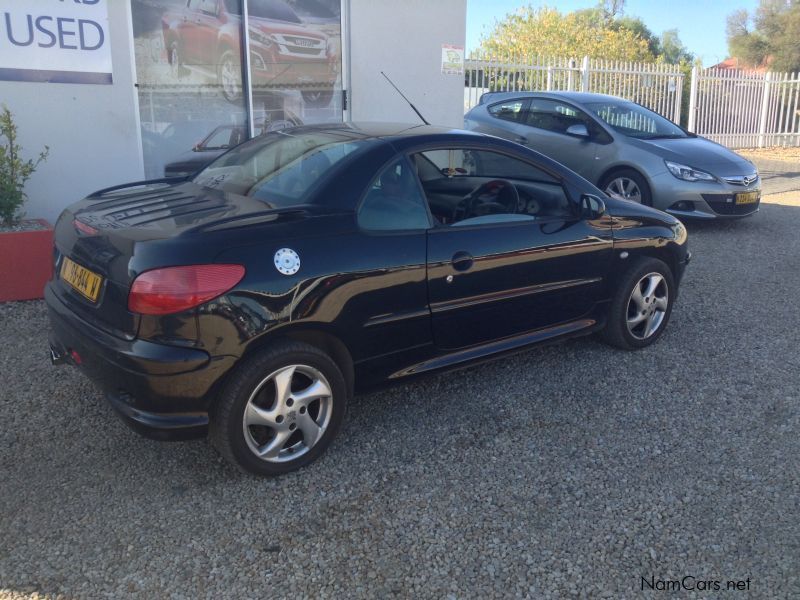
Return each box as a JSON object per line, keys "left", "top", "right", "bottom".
{"left": 381, "top": 71, "right": 430, "bottom": 125}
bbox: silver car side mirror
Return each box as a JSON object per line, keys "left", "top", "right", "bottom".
{"left": 566, "top": 124, "right": 590, "bottom": 138}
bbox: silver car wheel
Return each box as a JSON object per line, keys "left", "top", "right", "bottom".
{"left": 605, "top": 177, "right": 642, "bottom": 203}
{"left": 242, "top": 364, "right": 333, "bottom": 463}
{"left": 626, "top": 272, "right": 669, "bottom": 340}
{"left": 220, "top": 54, "right": 241, "bottom": 100}
{"left": 169, "top": 46, "right": 180, "bottom": 78}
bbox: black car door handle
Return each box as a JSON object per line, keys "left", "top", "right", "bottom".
{"left": 514, "top": 136, "right": 527, "bottom": 145}
{"left": 451, "top": 251, "right": 474, "bottom": 272}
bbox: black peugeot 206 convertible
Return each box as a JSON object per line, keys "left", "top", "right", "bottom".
{"left": 47, "top": 122, "right": 690, "bottom": 475}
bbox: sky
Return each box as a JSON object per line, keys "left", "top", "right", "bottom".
{"left": 466, "top": 0, "right": 762, "bottom": 67}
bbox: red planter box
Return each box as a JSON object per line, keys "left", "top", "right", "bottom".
{"left": 0, "top": 219, "right": 54, "bottom": 302}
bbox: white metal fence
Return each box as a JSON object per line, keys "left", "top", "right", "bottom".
{"left": 464, "top": 54, "right": 800, "bottom": 149}
{"left": 464, "top": 54, "right": 684, "bottom": 123}
{"left": 688, "top": 67, "right": 800, "bottom": 148}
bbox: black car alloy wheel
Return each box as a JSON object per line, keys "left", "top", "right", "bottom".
{"left": 600, "top": 257, "right": 675, "bottom": 350}
{"left": 210, "top": 341, "right": 347, "bottom": 475}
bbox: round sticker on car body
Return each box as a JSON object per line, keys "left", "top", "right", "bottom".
{"left": 274, "top": 248, "right": 301, "bottom": 275}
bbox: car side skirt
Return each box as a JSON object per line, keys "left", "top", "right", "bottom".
{"left": 353, "top": 308, "right": 607, "bottom": 391}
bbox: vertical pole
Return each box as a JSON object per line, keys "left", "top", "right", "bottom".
{"left": 674, "top": 73, "right": 683, "bottom": 124}
{"left": 758, "top": 71, "right": 772, "bottom": 148}
{"left": 546, "top": 65, "right": 552, "bottom": 91}
{"left": 687, "top": 66, "right": 698, "bottom": 133}
{"left": 241, "top": 0, "right": 256, "bottom": 138}
{"left": 581, "top": 55, "right": 590, "bottom": 92}
{"left": 567, "top": 58, "right": 575, "bottom": 91}
{"left": 340, "top": 0, "right": 351, "bottom": 122}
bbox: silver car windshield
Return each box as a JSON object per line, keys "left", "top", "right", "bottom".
{"left": 585, "top": 102, "right": 687, "bottom": 140}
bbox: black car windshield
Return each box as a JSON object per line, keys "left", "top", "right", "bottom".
{"left": 584, "top": 101, "right": 687, "bottom": 139}
{"left": 193, "top": 130, "right": 372, "bottom": 206}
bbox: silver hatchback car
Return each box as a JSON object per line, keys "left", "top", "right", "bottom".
{"left": 465, "top": 91, "right": 761, "bottom": 219}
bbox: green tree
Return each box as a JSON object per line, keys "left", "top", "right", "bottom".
{"left": 659, "top": 29, "right": 694, "bottom": 65}
{"left": 727, "top": 0, "right": 800, "bottom": 72}
{"left": 479, "top": 2, "right": 692, "bottom": 65}
{"left": 478, "top": 5, "right": 654, "bottom": 61}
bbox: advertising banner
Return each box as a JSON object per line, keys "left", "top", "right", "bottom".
{"left": 132, "top": 0, "right": 342, "bottom": 179}
{"left": 0, "top": 0, "right": 112, "bottom": 84}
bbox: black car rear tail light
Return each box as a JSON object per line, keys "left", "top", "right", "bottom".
{"left": 128, "top": 264, "right": 245, "bottom": 315}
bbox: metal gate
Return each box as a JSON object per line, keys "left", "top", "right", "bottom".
{"left": 688, "top": 67, "right": 800, "bottom": 148}
{"left": 464, "top": 54, "right": 684, "bottom": 123}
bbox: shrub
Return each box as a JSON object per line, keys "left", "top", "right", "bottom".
{"left": 0, "top": 105, "right": 49, "bottom": 225}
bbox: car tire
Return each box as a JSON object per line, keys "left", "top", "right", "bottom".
{"left": 600, "top": 169, "right": 652, "bottom": 206}
{"left": 209, "top": 341, "right": 348, "bottom": 476}
{"left": 301, "top": 88, "right": 334, "bottom": 108}
{"left": 168, "top": 41, "right": 184, "bottom": 80}
{"left": 600, "top": 257, "right": 675, "bottom": 350}
{"left": 217, "top": 49, "right": 242, "bottom": 103}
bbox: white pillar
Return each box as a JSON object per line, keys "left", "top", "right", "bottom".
{"left": 757, "top": 71, "right": 772, "bottom": 148}
{"left": 687, "top": 66, "right": 698, "bottom": 133}
{"left": 581, "top": 56, "right": 590, "bottom": 92}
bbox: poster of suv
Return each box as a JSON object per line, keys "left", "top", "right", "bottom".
{"left": 132, "top": 0, "right": 343, "bottom": 179}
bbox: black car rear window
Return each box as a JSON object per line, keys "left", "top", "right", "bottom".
{"left": 193, "top": 131, "right": 374, "bottom": 207}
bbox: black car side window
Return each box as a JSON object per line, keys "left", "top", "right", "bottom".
{"left": 412, "top": 149, "right": 573, "bottom": 226}
{"left": 357, "top": 158, "right": 431, "bottom": 231}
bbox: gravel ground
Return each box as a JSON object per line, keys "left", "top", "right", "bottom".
{"left": 1, "top": 203, "right": 799, "bottom": 599}
{"left": 751, "top": 158, "right": 800, "bottom": 197}
{"left": 739, "top": 147, "right": 800, "bottom": 163}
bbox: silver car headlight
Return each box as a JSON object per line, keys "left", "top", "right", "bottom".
{"left": 665, "top": 161, "right": 716, "bottom": 182}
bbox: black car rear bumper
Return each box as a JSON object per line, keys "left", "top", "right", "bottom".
{"left": 46, "top": 283, "right": 236, "bottom": 440}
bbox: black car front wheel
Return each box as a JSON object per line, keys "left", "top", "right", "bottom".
{"left": 210, "top": 341, "right": 347, "bottom": 476}
{"left": 601, "top": 257, "right": 675, "bottom": 350}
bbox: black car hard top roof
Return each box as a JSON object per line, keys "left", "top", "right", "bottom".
{"left": 273, "top": 121, "right": 485, "bottom": 142}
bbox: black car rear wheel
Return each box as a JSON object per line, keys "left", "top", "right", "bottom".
{"left": 600, "top": 257, "right": 674, "bottom": 350}
{"left": 210, "top": 341, "right": 347, "bottom": 476}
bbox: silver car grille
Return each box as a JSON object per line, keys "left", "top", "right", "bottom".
{"left": 722, "top": 173, "right": 759, "bottom": 186}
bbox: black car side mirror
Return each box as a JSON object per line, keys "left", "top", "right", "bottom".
{"left": 566, "top": 124, "right": 590, "bottom": 138}
{"left": 580, "top": 194, "right": 606, "bottom": 219}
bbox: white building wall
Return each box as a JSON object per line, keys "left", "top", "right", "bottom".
{"left": 0, "top": 2, "right": 143, "bottom": 224}
{"left": 1, "top": 0, "right": 466, "bottom": 223}
{"left": 347, "top": 0, "right": 466, "bottom": 128}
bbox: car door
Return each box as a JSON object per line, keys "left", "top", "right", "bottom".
{"left": 195, "top": 0, "right": 222, "bottom": 67}
{"left": 414, "top": 146, "right": 613, "bottom": 351}
{"left": 350, "top": 155, "right": 434, "bottom": 367}
{"left": 519, "top": 98, "right": 610, "bottom": 182}
{"left": 182, "top": 0, "right": 219, "bottom": 67}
